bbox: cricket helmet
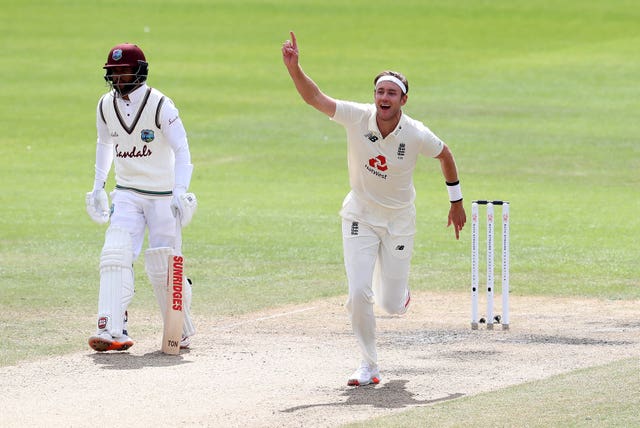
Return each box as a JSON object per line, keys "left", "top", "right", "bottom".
{"left": 103, "top": 43, "right": 149, "bottom": 96}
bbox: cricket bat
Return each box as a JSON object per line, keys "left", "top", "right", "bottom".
{"left": 162, "top": 219, "right": 185, "bottom": 355}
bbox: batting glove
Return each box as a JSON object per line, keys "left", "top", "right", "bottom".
{"left": 85, "top": 189, "right": 110, "bottom": 224}
{"left": 171, "top": 190, "right": 198, "bottom": 227}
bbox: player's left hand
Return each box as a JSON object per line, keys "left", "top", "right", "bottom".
{"left": 171, "top": 190, "right": 198, "bottom": 227}
{"left": 447, "top": 201, "right": 466, "bottom": 240}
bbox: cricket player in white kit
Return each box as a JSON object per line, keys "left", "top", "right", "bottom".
{"left": 282, "top": 32, "right": 466, "bottom": 386}
{"left": 85, "top": 43, "right": 197, "bottom": 352}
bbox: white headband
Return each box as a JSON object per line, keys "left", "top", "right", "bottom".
{"left": 375, "top": 75, "right": 407, "bottom": 94}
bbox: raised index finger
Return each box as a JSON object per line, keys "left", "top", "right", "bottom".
{"left": 290, "top": 31, "right": 297, "bottom": 49}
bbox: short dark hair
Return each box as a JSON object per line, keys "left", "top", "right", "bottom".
{"left": 374, "top": 71, "right": 409, "bottom": 94}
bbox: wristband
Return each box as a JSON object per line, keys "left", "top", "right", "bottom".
{"left": 446, "top": 181, "right": 463, "bottom": 202}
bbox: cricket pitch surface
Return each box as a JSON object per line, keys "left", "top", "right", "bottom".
{"left": 1, "top": 292, "right": 638, "bottom": 427}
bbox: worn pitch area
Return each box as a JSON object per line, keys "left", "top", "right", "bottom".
{"left": 1, "top": 292, "right": 638, "bottom": 427}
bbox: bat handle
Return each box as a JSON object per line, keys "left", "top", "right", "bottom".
{"left": 174, "top": 215, "right": 183, "bottom": 255}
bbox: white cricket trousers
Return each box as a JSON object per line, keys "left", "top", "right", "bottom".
{"left": 342, "top": 218, "right": 413, "bottom": 367}
{"left": 109, "top": 190, "right": 176, "bottom": 258}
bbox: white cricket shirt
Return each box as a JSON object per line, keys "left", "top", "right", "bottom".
{"left": 94, "top": 84, "right": 192, "bottom": 196}
{"left": 332, "top": 100, "right": 444, "bottom": 210}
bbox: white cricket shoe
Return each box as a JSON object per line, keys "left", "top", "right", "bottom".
{"left": 347, "top": 362, "right": 381, "bottom": 386}
{"left": 88, "top": 332, "right": 134, "bottom": 352}
{"left": 180, "top": 335, "right": 191, "bottom": 349}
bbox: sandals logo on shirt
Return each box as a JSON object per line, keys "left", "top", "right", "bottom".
{"left": 365, "top": 155, "right": 388, "bottom": 179}
{"left": 115, "top": 130, "right": 154, "bottom": 159}
{"left": 140, "top": 129, "right": 155, "bottom": 143}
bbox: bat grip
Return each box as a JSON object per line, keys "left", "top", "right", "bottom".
{"left": 174, "top": 215, "right": 183, "bottom": 255}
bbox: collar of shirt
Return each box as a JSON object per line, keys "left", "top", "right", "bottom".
{"left": 117, "top": 84, "right": 149, "bottom": 106}
{"left": 367, "top": 106, "right": 406, "bottom": 139}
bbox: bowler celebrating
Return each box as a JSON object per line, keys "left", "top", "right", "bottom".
{"left": 282, "top": 32, "right": 466, "bottom": 386}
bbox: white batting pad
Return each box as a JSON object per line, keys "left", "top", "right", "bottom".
{"left": 97, "top": 226, "right": 134, "bottom": 338}
{"left": 182, "top": 277, "right": 196, "bottom": 337}
{"left": 145, "top": 247, "right": 195, "bottom": 337}
{"left": 144, "top": 247, "right": 173, "bottom": 321}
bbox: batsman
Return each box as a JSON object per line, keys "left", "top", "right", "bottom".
{"left": 85, "top": 43, "right": 197, "bottom": 352}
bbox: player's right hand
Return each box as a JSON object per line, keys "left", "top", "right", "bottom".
{"left": 282, "top": 31, "right": 299, "bottom": 67}
{"left": 85, "top": 189, "right": 110, "bottom": 224}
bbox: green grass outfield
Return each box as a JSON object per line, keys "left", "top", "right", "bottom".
{"left": 1, "top": 0, "right": 638, "bottom": 425}
{"left": 346, "top": 357, "right": 640, "bottom": 428}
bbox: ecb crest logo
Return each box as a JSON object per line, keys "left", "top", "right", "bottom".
{"left": 141, "top": 129, "right": 155, "bottom": 143}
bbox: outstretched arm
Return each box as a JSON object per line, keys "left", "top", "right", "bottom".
{"left": 436, "top": 144, "right": 467, "bottom": 240}
{"left": 282, "top": 31, "right": 336, "bottom": 117}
